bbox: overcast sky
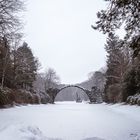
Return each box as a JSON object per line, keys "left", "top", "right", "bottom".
{"left": 24, "top": 0, "right": 108, "bottom": 84}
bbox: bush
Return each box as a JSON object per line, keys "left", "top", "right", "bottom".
{"left": 0, "top": 87, "right": 50, "bottom": 108}
{"left": 126, "top": 93, "right": 140, "bottom": 106}
{"left": 32, "top": 94, "right": 40, "bottom": 104}
{"left": 39, "top": 91, "right": 50, "bottom": 104}
{"left": 0, "top": 87, "right": 13, "bottom": 107}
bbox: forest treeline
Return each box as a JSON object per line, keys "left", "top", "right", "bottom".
{"left": 93, "top": 0, "right": 140, "bottom": 105}
{"left": 0, "top": 0, "right": 53, "bottom": 107}
{"left": 0, "top": 0, "right": 140, "bottom": 107}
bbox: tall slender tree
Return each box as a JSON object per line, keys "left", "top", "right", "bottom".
{"left": 0, "top": 37, "right": 14, "bottom": 89}
{"left": 104, "top": 34, "right": 130, "bottom": 102}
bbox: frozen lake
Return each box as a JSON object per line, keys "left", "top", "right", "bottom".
{"left": 0, "top": 102, "right": 140, "bottom": 140}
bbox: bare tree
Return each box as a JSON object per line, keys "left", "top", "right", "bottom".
{"left": 0, "top": 0, "right": 24, "bottom": 38}
{"left": 88, "top": 70, "right": 106, "bottom": 92}
{"left": 44, "top": 68, "right": 60, "bottom": 92}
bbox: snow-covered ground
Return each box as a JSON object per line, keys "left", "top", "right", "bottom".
{"left": 0, "top": 102, "right": 140, "bottom": 140}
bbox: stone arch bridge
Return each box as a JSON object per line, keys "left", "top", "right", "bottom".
{"left": 46, "top": 85, "right": 96, "bottom": 103}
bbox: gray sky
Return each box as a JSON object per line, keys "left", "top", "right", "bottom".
{"left": 24, "top": 0, "right": 107, "bottom": 84}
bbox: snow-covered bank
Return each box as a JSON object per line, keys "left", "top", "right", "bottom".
{"left": 0, "top": 102, "right": 140, "bottom": 140}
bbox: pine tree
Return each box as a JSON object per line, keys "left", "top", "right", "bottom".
{"left": 104, "top": 34, "right": 130, "bottom": 102}
{"left": 14, "top": 42, "right": 38, "bottom": 90}
{"left": 93, "top": 0, "right": 140, "bottom": 103}
{"left": 122, "top": 67, "right": 137, "bottom": 101}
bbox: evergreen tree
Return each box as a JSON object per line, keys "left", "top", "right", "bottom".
{"left": 14, "top": 42, "right": 38, "bottom": 90}
{"left": 93, "top": 0, "right": 140, "bottom": 56}
{"left": 105, "top": 34, "right": 130, "bottom": 102}
{"left": 92, "top": 0, "right": 140, "bottom": 39}
{"left": 122, "top": 67, "right": 137, "bottom": 101}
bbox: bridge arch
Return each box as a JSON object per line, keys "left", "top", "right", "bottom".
{"left": 58, "top": 85, "right": 87, "bottom": 94}
{"left": 46, "top": 85, "right": 93, "bottom": 103}
{"left": 55, "top": 85, "right": 89, "bottom": 101}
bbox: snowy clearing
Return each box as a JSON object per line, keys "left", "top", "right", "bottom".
{"left": 0, "top": 102, "right": 140, "bottom": 140}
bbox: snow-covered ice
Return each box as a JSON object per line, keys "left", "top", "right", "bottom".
{"left": 0, "top": 102, "right": 140, "bottom": 140}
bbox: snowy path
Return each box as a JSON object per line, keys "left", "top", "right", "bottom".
{"left": 0, "top": 102, "right": 140, "bottom": 140}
